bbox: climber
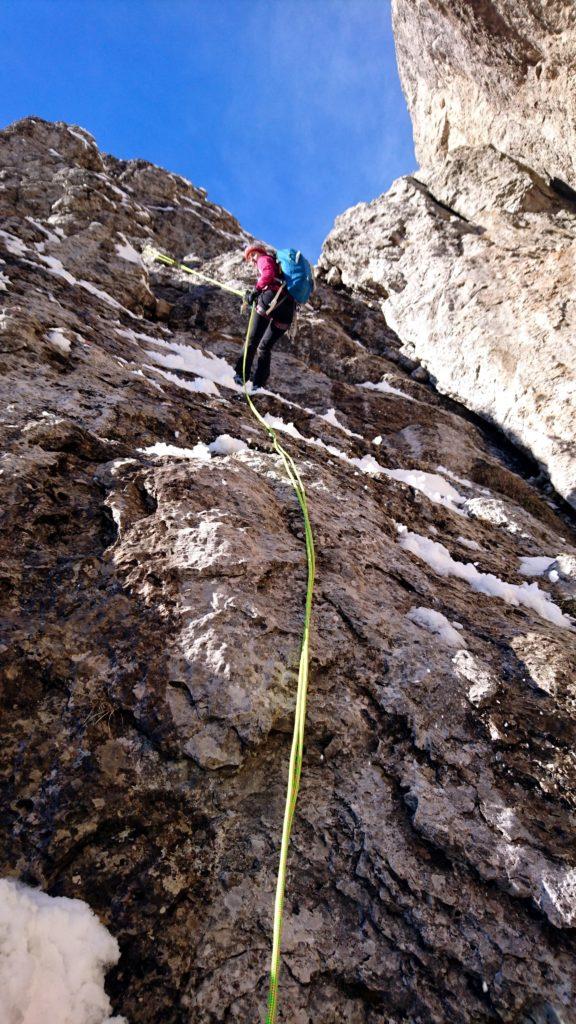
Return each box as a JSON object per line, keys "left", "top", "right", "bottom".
{"left": 234, "top": 244, "right": 296, "bottom": 390}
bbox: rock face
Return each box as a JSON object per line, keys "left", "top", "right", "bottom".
{"left": 2, "top": 117, "right": 576, "bottom": 1024}
{"left": 320, "top": 1, "right": 576, "bottom": 512}
{"left": 392, "top": 0, "right": 576, "bottom": 184}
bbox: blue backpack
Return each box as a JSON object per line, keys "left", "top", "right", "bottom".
{"left": 275, "top": 248, "right": 315, "bottom": 304}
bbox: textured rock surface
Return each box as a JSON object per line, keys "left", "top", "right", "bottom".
{"left": 2, "top": 117, "right": 576, "bottom": 1024}
{"left": 321, "top": 0, "right": 576, "bottom": 510}
{"left": 392, "top": 0, "right": 576, "bottom": 184}
{"left": 319, "top": 146, "right": 576, "bottom": 507}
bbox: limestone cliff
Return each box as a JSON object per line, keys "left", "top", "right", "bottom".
{"left": 392, "top": 0, "right": 576, "bottom": 183}
{"left": 320, "top": 0, "right": 576, "bottom": 515}
{"left": 1, "top": 116, "right": 576, "bottom": 1024}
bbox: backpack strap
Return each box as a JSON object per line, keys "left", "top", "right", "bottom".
{"left": 265, "top": 283, "right": 286, "bottom": 316}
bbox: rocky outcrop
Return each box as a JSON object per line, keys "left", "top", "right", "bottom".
{"left": 319, "top": 146, "right": 576, "bottom": 508}
{"left": 320, "top": 1, "right": 576, "bottom": 511}
{"left": 392, "top": 0, "right": 576, "bottom": 184}
{"left": 2, "top": 118, "right": 576, "bottom": 1023}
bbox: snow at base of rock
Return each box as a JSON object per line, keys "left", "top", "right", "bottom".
{"left": 0, "top": 878, "right": 127, "bottom": 1024}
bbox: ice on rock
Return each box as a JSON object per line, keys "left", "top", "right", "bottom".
{"left": 453, "top": 649, "right": 499, "bottom": 704}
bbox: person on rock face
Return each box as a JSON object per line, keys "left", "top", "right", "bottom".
{"left": 234, "top": 244, "right": 296, "bottom": 390}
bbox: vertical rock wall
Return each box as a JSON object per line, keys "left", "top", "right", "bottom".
{"left": 392, "top": 0, "right": 576, "bottom": 183}
{"left": 319, "top": 0, "right": 576, "bottom": 510}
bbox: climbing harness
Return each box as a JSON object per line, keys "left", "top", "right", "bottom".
{"left": 149, "top": 247, "right": 316, "bottom": 1024}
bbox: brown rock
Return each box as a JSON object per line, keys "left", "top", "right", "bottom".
{"left": 1, "top": 115, "right": 576, "bottom": 1024}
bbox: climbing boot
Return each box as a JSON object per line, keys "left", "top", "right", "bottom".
{"left": 233, "top": 373, "right": 244, "bottom": 386}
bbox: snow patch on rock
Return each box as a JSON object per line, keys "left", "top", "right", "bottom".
{"left": 320, "top": 407, "right": 362, "bottom": 438}
{"left": 141, "top": 435, "right": 247, "bottom": 460}
{"left": 144, "top": 336, "right": 238, "bottom": 390}
{"left": 0, "top": 230, "right": 28, "bottom": 256}
{"left": 46, "top": 328, "right": 72, "bottom": 355}
{"left": 141, "top": 441, "right": 211, "bottom": 461}
{"left": 208, "top": 434, "right": 248, "bottom": 455}
{"left": 384, "top": 468, "right": 467, "bottom": 514}
{"left": 0, "top": 877, "right": 127, "bottom": 1024}
{"left": 407, "top": 606, "right": 465, "bottom": 647}
{"left": 115, "top": 235, "right": 142, "bottom": 264}
{"left": 360, "top": 377, "right": 414, "bottom": 401}
{"left": 397, "top": 525, "right": 573, "bottom": 629}
{"left": 519, "top": 555, "right": 556, "bottom": 577}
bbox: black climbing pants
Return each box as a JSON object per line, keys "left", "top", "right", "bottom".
{"left": 236, "top": 313, "right": 286, "bottom": 387}
{"left": 235, "top": 288, "right": 295, "bottom": 387}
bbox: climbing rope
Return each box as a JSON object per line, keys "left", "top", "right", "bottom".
{"left": 149, "top": 247, "right": 316, "bottom": 1024}
{"left": 145, "top": 246, "right": 245, "bottom": 298}
{"left": 240, "top": 306, "right": 316, "bottom": 1024}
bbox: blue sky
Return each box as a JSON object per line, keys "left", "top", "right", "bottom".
{"left": 0, "top": 0, "right": 415, "bottom": 261}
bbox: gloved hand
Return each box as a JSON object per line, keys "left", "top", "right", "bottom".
{"left": 244, "top": 288, "right": 259, "bottom": 306}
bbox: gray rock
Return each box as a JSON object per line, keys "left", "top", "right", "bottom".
{"left": 392, "top": 0, "right": 576, "bottom": 184}
{"left": 320, "top": 149, "right": 576, "bottom": 508}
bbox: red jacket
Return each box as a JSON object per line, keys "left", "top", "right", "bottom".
{"left": 255, "top": 253, "right": 282, "bottom": 291}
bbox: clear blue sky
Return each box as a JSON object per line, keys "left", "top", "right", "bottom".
{"left": 0, "top": 0, "right": 415, "bottom": 261}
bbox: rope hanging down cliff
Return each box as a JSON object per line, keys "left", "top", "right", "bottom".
{"left": 148, "top": 247, "right": 316, "bottom": 1024}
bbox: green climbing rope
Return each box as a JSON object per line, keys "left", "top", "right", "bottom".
{"left": 146, "top": 246, "right": 245, "bottom": 298}
{"left": 149, "top": 246, "right": 316, "bottom": 1024}
{"left": 240, "top": 306, "right": 316, "bottom": 1023}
